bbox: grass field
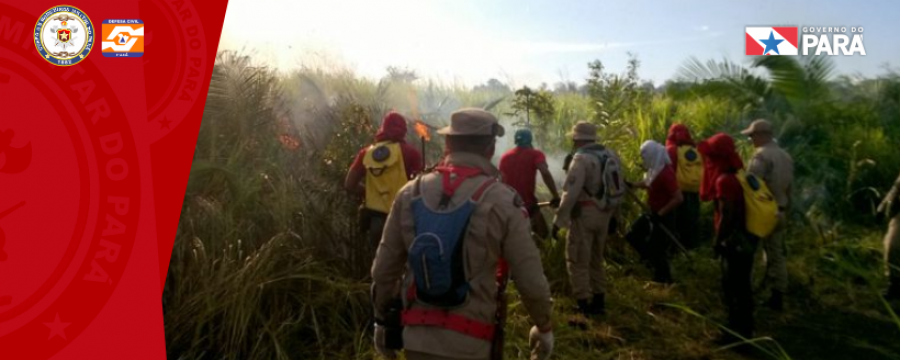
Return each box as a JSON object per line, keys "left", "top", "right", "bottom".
{"left": 162, "top": 51, "right": 900, "bottom": 359}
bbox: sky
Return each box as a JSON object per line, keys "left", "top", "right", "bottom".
{"left": 217, "top": 0, "right": 900, "bottom": 88}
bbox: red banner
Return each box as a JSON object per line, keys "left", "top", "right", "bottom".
{"left": 0, "top": 0, "right": 228, "bottom": 358}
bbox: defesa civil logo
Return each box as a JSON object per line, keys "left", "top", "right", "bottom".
{"left": 745, "top": 26, "right": 866, "bottom": 56}
{"left": 101, "top": 19, "right": 144, "bottom": 57}
{"left": 34, "top": 5, "right": 94, "bottom": 66}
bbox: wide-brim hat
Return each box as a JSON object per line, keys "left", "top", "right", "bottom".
{"left": 438, "top": 108, "right": 505, "bottom": 137}
{"left": 740, "top": 119, "right": 774, "bottom": 136}
{"left": 567, "top": 121, "right": 598, "bottom": 141}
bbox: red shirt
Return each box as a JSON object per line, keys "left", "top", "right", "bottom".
{"left": 648, "top": 165, "right": 679, "bottom": 213}
{"left": 349, "top": 141, "right": 423, "bottom": 180}
{"left": 499, "top": 147, "right": 547, "bottom": 208}
{"left": 713, "top": 173, "right": 747, "bottom": 233}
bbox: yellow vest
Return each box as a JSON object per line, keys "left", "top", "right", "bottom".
{"left": 363, "top": 141, "right": 408, "bottom": 214}
{"left": 676, "top": 145, "right": 703, "bottom": 193}
{"left": 736, "top": 170, "right": 779, "bottom": 238}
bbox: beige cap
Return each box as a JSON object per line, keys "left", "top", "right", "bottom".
{"left": 740, "top": 119, "right": 774, "bottom": 136}
{"left": 567, "top": 121, "right": 598, "bottom": 141}
{"left": 438, "top": 108, "right": 505, "bottom": 137}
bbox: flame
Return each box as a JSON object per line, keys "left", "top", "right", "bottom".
{"left": 278, "top": 134, "right": 301, "bottom": 151}
{"left": 414, "top": 120, "right": 430, "bottom": 141}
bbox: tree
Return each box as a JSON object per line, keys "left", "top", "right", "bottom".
{"left": 386, "top": 66, "right": 418, "bottom": 83}
{"left": 586, "top": 53, "right": 643, "bottom": 127}
{"left": 473, "top": 78, "right": 511, "bottom": 93}
{"left": 509, "top": 86, "right": 555, "bottom": 126}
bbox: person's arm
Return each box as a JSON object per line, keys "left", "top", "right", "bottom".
{"left": 715, "top": 176, "right": 741, "bottom": 247}
{"left": 747, "top": 153, "right": 769, "bottom": 180}
{"left": 553, "top": 156, "right": 587, "bottom": 228}
{"left": 371, "top": 186, "right": 411, "bottom": 321}
{"left": 658, "top": 190, "right": 683, "bottom": 217}
{"left": 344, "top": 149, "right": 367, "bottom": 197}
{"left": 537, "top": 162, "right": 560, "bottom": 200}
{"left": 879, "top": 171, "right": 900, "bottom": 213}
{"left": 500, "top": 192, "right": 553, "bottom": 332}
{"left": 405, "top": 145, "right": 424, "bottom": 178}
{"left": 344, "top": 166, "right": 366, "bottom": 198}
{"left": 657, "top": 171, "right": 683, "bottom": 216}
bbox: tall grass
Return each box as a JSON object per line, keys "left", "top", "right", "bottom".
{"left": 163, "top": 51, "right": 900, "bottom": 360}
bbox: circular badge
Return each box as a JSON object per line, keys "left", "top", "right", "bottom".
{"left": 685, "top": 148, "right": 698, "bottom": 161}
{"left": 33, "top": 5, "right": 94, "bottom": 66}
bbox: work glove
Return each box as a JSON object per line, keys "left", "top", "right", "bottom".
{"left": 529, "top": 325, "right": 554, "bottom": 360}
{"left": 374, "top": 324, "right": 397, "bottom": 359}
{"left": 549, "top": 197, "right": 561, "bottom": 209}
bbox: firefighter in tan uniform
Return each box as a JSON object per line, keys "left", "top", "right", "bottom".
{"left": 742, "top": 119, "right": 794, "bottom": 311}
{"left": 371, "top": 108, "right": 554, "bottom": 360}
{"left": 553, "top": 122, "right": 620, "bottom": 317}
{"left": 878, "top": 169, "right": 900, "bottom": 300}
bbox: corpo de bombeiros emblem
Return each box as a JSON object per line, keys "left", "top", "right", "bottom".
{"left": 34, "top": 5, "right": 94, "bottom": 66}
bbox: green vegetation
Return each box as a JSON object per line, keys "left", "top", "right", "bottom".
{"left": 163, "top": 51, "right": 900, "bottom": 359}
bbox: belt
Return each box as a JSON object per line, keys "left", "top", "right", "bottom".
{"left": 401, "top": 308, "right": 495, "bottom": 341}
{"left": 578, "top": 200, "right": 599, "bottom": 208}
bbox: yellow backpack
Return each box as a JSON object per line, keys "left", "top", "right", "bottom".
{"left": 363, "top": 141, "right": 408, "bottom": 214}
{"left": 736, "top": 170, "right": 778, "bottom": 238}
{"left": 676, "top": 145, "right": 703, "bottom": 193}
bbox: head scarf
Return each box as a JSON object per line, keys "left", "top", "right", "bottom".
{"left": 640, "top": 140, "right": 671, "bottom": 185}
{"left": 666, "top": 123, "right": 695, "bottom": 148}
{"left": 375, "top": 111, "right": 408, "bottom": 143}
{"left": 697, "top": 133, "right": 744, "bottom": 201}
{"left": 514, "top": 128, "right": 533, "bottom": 148}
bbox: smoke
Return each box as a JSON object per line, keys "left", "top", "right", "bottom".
{"left": 492, "top": 117, "right": 568, "bottom": 196}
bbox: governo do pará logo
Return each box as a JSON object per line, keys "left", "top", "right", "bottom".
{"left": 34, "top": 5, "right": 94, "bottom": 66}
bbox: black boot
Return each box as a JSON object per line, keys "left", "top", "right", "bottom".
{"left": 767, "top": 290, "right": 784, "bottom": 311}
{"left": 589, "top": 293, "right": 606, "bottom": 316}
{"left": 567, "top": 299, "right": 591, "bottom": 329}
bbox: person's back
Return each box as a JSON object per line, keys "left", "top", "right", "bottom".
{"left": 750, "top": 142, "right": 793, "bottom": 209}
{"left": 499, "top": 129, "right": 560, "bottom": 240}
{"left": 699, "top": 133, "right": 758, "bottom": 344}
{"left": 371, "top": 109, "right": 553, "bottom": 360}
{"left": 743, "top": 119, "right": 793, "bottom": 311}
{"left": 499, "top": 146, "right": 544, "bottom": 208}
{"left": 344, "top": 112, "right": 423, "bottom": 253}
{"left": 553, "top": 122, "right": 616, "bottom": 321}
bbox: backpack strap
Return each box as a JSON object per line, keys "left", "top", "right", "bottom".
{"left": 435, "top": 166, "right": 484, "bottom": 208}
{"left": 471, "top": 178, "right": 497, "bottom": 202}
{"left": 412, "top": 175, "right": 424, "bottom": 198}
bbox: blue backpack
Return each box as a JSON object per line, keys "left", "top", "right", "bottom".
{"left": 407, "top": 167, "right": 496, "bottom": 308}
